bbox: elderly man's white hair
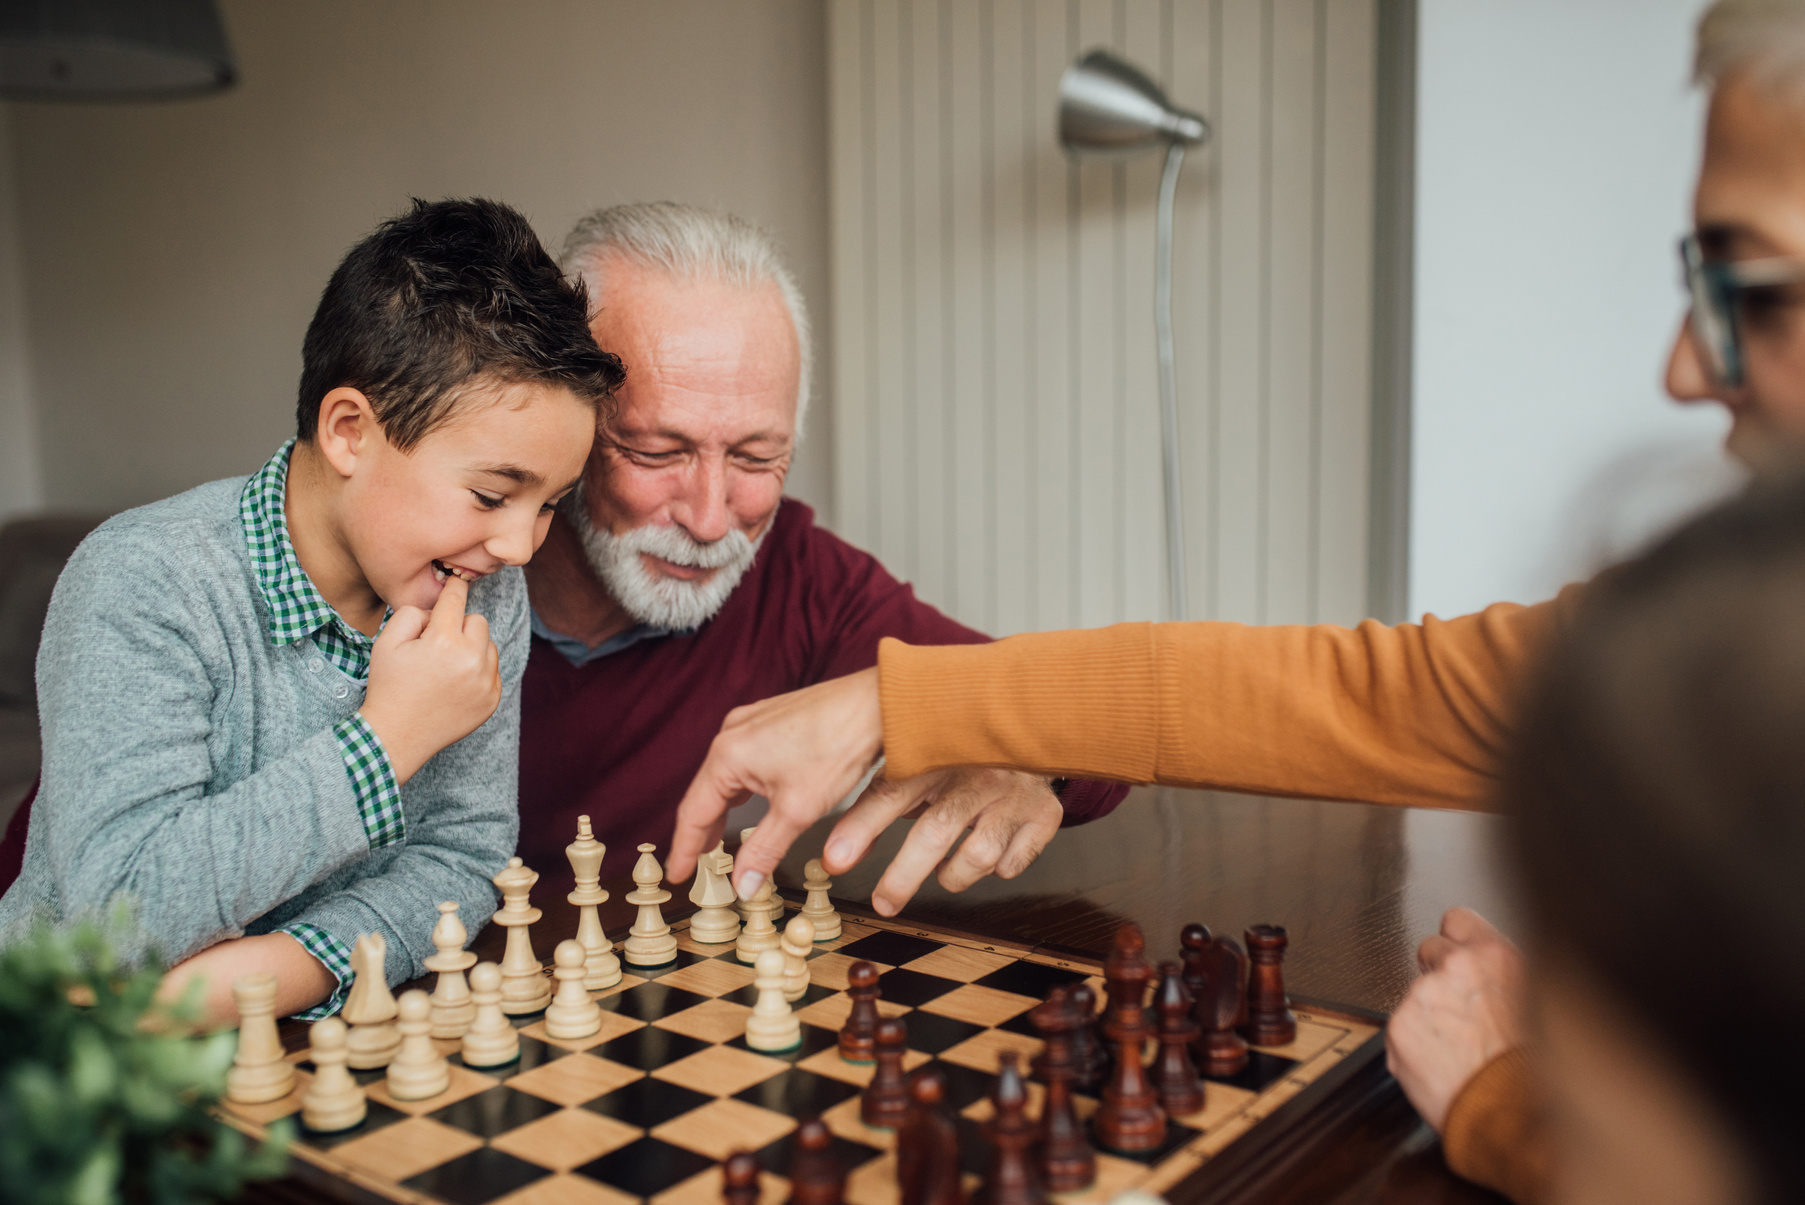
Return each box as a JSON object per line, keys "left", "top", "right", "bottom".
{"left": 560, "top": 202, "right": 814, "bottom": 438}
{"left": 1697, "top": 0, "right": 1805, "bottom": 94}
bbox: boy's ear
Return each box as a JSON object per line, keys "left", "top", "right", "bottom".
{"left": 315, "top": 388, "right": 380, "bottom": 481}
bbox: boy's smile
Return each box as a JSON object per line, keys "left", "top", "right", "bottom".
{"left": 288, "top": 377, "right": 597, "bottom": 635}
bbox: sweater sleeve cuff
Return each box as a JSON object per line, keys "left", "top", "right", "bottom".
{"left": 334, "top": 712, "right": 404, "bottom": 849}
{"left": 1442, "top": 1047, "right": 1554, "bottom": 1205}
{"left": 277, "top": 921, "right": 355, "bottom": 1020}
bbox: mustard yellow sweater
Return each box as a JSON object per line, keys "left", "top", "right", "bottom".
{"left": 876, "top": 594, "right": 1573, "bottom": 1205}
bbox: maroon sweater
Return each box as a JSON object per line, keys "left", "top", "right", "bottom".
{"left": 518, "top": 500, "right": 1128, "bottom": 888}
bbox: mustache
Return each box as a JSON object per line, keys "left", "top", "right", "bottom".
{"left": 613, "top": 522, "right": 756, "bottom": 569}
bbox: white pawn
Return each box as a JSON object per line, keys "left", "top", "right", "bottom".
{"left": 780, "top": 913, "right": 815, "bottom": 1003}
{"left": 492, "top": 857, "right": 552, "bottom": 1015}
{"left": 623, "top": 844, "right": 678, "bottom": 967}
{"left": 387, "top": 990, "right": 451, "bottom": 1101}
{"left": 225, "top": 971, "right": 294, "bottom": 1104}
{"left": 688, "top": 839, "right": 741, "bottom": 945}
{"left": 343, "top": 934, "right": 401, "bottom": 1070}
{"left": 802, "top": 858, "right": 842, "bottom": 941}
{"left": 301, "top": 1016, "right": 366, "bottom": 1132}
{"left": 566, "top": 815, "right": 622, "bottom": 989}
{"left": 735, "top": 875, "right": 781, "bottom": 965}
{"left": 545, "top": 939, "right": 604, "bottom": 1041}
{"left": 461, "top": 962, "right": 520, "bottom": 1068}
{"left": 745, "top": 947, "right": 802, "bottom": 1052}
{"left": 425, "top": 901, "right": 477, "bottom": 1040}
{"left": 735, "top": 828, "right": 758, "bottom": 926}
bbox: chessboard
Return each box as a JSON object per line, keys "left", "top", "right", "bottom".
{"left": 222, "top": 901, "right": 1385, "bottom": 1205}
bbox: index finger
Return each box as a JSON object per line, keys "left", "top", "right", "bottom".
{"left": 427, "top": 574, "right": 470, "bottom": 633}
{"left": 668, "top": 757, "right": 748, "bottom": 882}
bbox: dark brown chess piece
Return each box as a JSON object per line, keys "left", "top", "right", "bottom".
{"left": 840, "top": 960, "right": 881, "bottom": 1063}
{"left": 1151, "top": 961, "right": 1204, "bottom": 1117}
{"left": 1240, "top": 924, "right": 1297, "bottom": 1047}
{"left": 1090, "top": 924, "right": 1166, "bottom": 1154}
{"left": 898, "top": 1067, "right": 964, "bottom": 1205}
{"left": 787, "top": 1117, "right": 845, "bottom": 1205}
{"left": 1067, "top": 982, "right": 1107, "bottom": 1091}
{"left": 1179, "top": 923, "right": 1212, "bottom": 1009}
{"left": 861, "top": 1016, "right": 911, "bottom": 1128}
{"left": 1193, "top": 933, "right": 1249, "bottom": 1077}
{"left": 973, "top": 1051, "right": 1046, "bottom": 1205}
{"left": 1028, "top": 987, "right": 1095, "bottom": 1192}
{"left": 723, "top": 1151, "right": 761, "bottom": 1205}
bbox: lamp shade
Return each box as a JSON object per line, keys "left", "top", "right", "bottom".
{"left": 1058, "top": 49, "right": 1207, "bottom": 153}
{"left": 0, "top": 0, "right": 235, "bottom": 100}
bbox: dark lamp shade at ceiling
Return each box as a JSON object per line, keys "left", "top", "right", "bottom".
{"left": 0, "top": 0, "right": 235, "bottom": 100}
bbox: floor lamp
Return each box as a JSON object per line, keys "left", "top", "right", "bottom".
{"left": 1058, "top": 50, "right": 1209, "bottom": 622}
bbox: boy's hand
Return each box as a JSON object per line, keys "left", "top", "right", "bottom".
{"left": 359, "top": 575, "right": 502, "bottom": 784}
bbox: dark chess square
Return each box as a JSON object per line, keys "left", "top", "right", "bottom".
{"left": 1088, "top": 1117, "right": 1205, "bottom": 1165}
{"left": 734, "top": 1066, "right": 862, "bottom": 1115}
{"left": 900, "top": 1010, "right": 986, "bottom": 1054}
{"left": 1207, "top": 1049, "right": 1300, "bottom": 1094}
{"left": 836, "top": 930, "right": 946, "bottom": 966}
{"left": 754, "top": 1126, "right": 883, "bottom": 1177}
{"left": 973, "top": 960, "right": 1088, "bottom": 998}
{"left": 447, "top": 1033, "right": 569, "bottom": 1073}
{"left": 602, "top": 981, "right": 711, "bottom": 1021}
{"left": 299, "top": 1098, "right": 408, "bottom": 1149}
{"left": 722, "top": 980, "right": 837, "bottom": 1009}
{"left": 429, "top": 1085, "right": 563, "bottom": 1139}
{"left": 581, "top": 1076, "right": 715, "bottom": 1127}
{"left": 876, "top": 967, "right": 962, "bottom": 1007}
{"left": 402, "top": 1147, "right": 550, "bottom": 1205}
{"left": 930, "top": 1059, "right": 999, "bottom": 1111}
{"left": 575, "top": 1135, "right": 716, "bottom": 1197}
{"left": 593, "top": 1025, "right": 712, "bottom": 1070}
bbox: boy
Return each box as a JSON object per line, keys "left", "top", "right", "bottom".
{"left": 0, "top": 197, "right": 623, "bottom": 1023}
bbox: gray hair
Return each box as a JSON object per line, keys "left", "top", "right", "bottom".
{"left": 1696, "top": 0, "right": 1805, "bottom": 96}
{"left": 559, "top": 201, "right": 813, "bottom": 437}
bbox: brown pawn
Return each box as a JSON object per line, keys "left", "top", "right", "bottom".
{"left": 1067, "top": 982, "right": 1108, "bottom": 1091}
{"left": 1193, "top": 934, "right": 1249, "bottom": 1076}
{"left": 1151, "top": 962, "right": 1204, "bottom": 1116}
{"left": 1028, "top": 988, "right": 1094, "bottom": 1192}
{"left": 839, "top": 961, "right": 881, "bottom": 1063}
{"left": 1178, "top": 923, "right": 1212, "bottom": 1014}
{"left": 973, "top": 1051, "right": 1045, "bottom": 1205}
{"left": 723, "top": 1151, "right": 761, "bottom": 1205}
{"left": 861, "top": 1016, "right": 911, "bottom": 1127}
{"left": 1241, "top": 924, "right": 1297, "bottom": 1047}
{"left": 898, "top": 1067, "right": 964, "bottom": 1205}
{"left": 787, "top": 1117, "right": 845, "bottom": 1205}
{"left": 1091, "top": 924, "right": 1166, "bottom": 1154}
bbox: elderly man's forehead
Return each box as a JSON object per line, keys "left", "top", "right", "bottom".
{"left": 1697, "top": 74, "right": 1805, "bottom": 258}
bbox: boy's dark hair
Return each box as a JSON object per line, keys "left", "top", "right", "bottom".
{"left": 297, "top": 197, "right": 624, "bottom": 449}
{"left": 1505, "top": 474, "right": 1805, "bottom": 1203}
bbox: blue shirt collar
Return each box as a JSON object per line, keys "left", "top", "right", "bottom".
{"left": 530, "top": 607, "right": 679, "bottom": 666}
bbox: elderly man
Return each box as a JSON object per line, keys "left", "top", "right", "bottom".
{"left": 517, "top": 202, "right": 1125, "bottom": 902}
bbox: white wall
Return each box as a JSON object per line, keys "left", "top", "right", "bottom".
{"left": 1409, "top": 0, "right": 1737, "bottom": 620}
{"left": 6, "top": 1, "right": 832, "bottom": 522}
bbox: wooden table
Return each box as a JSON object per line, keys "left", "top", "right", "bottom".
{"left": 262, "top": 787, "right": 1512, "bottom": 1205}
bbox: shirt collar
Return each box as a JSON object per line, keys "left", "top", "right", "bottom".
{"left": 239, "top": 438, "right": 368, "bottom": 649}
{"left": 529, "top": 607, "right": 679, "bottom": 666}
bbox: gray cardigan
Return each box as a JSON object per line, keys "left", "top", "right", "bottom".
{"left": 0, "top": 477, "right": 522, "bottom": 990}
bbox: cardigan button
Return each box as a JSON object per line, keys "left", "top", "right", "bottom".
{"left": 307, "top": 658, "right": 324, "bottom": 673}
{"left": 333, "top": 684, "right": 349, "bottom": 700}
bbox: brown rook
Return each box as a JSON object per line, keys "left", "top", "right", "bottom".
{"left": 1241, "top": 924, "right": 1297, "bottom": 1047}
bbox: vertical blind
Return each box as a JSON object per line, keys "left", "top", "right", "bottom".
{"left": 828, "top": 0, "right": 1380, "bottom": 635}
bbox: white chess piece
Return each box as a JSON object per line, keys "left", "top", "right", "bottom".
{"left": 301, "top": 1016, "right": 366, "bottom": 1133}
{"left": 780, "top": 913, "right": 815, "bottom": 1002}
{"left": 688, "top": 839, "right": 741, "bottom": 945}
{"left": 736, "top": 827, "right": 758, "bottom": 925}
{"left": 545, "top": 939, "right": 604, "bottom": 1040}
{"left": 343, "top": 933, "right": 401, "bottom": 1070}
{"left": 386, "top": 990, "right": 451, "bottom": 1101}
{"left": 623, "top": 844, "right": 679, "bottom": 967}
{"left": 492, "top": 857, "right": 552, "bottom": 1015}
{"left": 461, "top": 962, "right": 520, "bottom": 1068}
{"left": 225, "top": 971, "right": 294, "bottom": 1104}
{"left": 425, "top": 901, "right": 477, "bottom": 1039}
{"left": 566, "top": 815, "right": 622, "bottom": 989}
{"left": 745, "top": 947, "right": 802, "bottom": 1051}
{"left": 735, "top": 874, "right": 782, "bottom": 965}
{"left": 802, "top": 858, "right": 842, "bottom": 941}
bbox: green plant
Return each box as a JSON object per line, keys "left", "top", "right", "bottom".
{"left": 0, "top": 909, "right": 291, "bottom": 1205}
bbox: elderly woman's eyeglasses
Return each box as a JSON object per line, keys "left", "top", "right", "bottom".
{"left": 1682, "top": 233, "right": 1805, "bottom": 388}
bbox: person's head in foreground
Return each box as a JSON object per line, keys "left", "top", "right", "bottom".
{"left": 1505, "top": 476, "right": 1805, "bottom": 1205}
{"left": 551, "top": 201, "right": 809, "bottom": 632}
{"left": 291, "top": 196, "right": 623, "bottom": 620}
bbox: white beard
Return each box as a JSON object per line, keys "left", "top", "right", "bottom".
{"left": 566, "top": 490, "right": 766, "bottom": 631}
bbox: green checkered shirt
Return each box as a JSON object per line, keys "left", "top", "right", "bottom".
{"left": 240, "top": 440, "right": 404, "bottom": 1017}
